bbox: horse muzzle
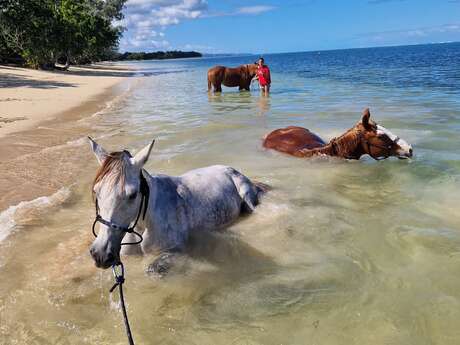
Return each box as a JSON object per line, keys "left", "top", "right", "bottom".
{"left": 396, "top": 147, "right": 413, "bottom": 159}
{"left": 90, "top": 246, "right": 120, "bottom": 269}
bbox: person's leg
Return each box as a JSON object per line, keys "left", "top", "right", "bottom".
{"left": 262, "top": 85, "right": 269, "bottom": 96}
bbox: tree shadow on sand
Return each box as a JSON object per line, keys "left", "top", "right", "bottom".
{"left": 0, "top": 72, "right": 77, "bottom": 89}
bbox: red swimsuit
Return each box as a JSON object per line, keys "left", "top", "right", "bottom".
{"left": 257, "top": 65, "right": 271, "bottom": 86}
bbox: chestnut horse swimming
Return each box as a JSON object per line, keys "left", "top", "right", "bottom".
{"left": 208, "top": 64, "right": 258, "bottom": 92}
{"left": 263, "top": 108, "right": 413, "bottom": 160}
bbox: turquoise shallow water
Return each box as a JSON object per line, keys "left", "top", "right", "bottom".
{"left": 1, "top": 43, "right": 460, "bottom": 345}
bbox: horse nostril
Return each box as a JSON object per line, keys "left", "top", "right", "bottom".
{"left": 409, "top": 148, "right": 413, "bottom": 156}
{"left": 106, "top": 253, "right": 115, "bottom": 264}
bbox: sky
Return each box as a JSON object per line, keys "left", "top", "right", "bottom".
{"left": 118, "top": 0, "right": 460, "bottom": 54}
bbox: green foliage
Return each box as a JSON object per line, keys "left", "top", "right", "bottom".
{"left": 0, "top": 0, "right": 126, "bottom": 68}
{"left": 115, "top": 51, "right": 203, "bottom": 61}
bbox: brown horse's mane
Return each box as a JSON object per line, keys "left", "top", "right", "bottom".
{"left": 329, "top": 125, "right": 363, "bottom": 157}
{"left": 299, "top": 124, "right": 364, "bottom": 158}
{"left": 92, "top": 151, "right": 127, "bottom": 198}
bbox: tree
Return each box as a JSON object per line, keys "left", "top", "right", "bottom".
{"left": 0, "top": 0, "right": 59, "bottom": 68}
{"left": 0, "top": 0, "right": 126, "bottom": 69}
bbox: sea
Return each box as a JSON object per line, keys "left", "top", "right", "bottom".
{"left": 1, "top": 42, "right": 460, "bottom": 344}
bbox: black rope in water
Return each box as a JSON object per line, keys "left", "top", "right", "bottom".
{"left": 110, "top": 263, "right": 135, "bottom": 345}
{"left": 91, "top": 167, "right": 150, "bottom": 345}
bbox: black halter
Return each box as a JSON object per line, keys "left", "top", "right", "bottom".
{"left": 92, "top": 170, "right": 149, "bottom": 246}
{"left": 329, "top": 130, "right": 401, "bottom": 161}
{"left": 364, "top": 136, "right": 401, "bottom": 161}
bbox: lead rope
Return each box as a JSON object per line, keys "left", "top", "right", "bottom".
{"left": 92, "top": 171, "right": 149, "bottom": 345}
{"left": 110, "top": 263, "right": 135, "bottom": 345}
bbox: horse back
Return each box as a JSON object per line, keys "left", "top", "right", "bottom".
{"left": 263, "top": 126, "right": 326, "bottom": 156}
{"left": 177, "top": 166, "right": 247, "bottom": 229}
{"left": 208, "top": 66, "right": 225, "bottom": 80}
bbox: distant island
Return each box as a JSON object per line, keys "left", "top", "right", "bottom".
{"left": 113, "top": 51, "right": 202, "bottom": 61}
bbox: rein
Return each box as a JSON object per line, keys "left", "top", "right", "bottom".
{"left": 91, "top": 168, "right": 150, "bottom": 345}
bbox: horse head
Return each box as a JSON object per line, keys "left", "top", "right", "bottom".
{"left": 88, "top": 138, "right": 154, "bottom": 269}
{"left": 247, "top": 63, "right": 259, "bottom": 79}
{"left": 356, "top": 108, "right": 413, "bottom": 160}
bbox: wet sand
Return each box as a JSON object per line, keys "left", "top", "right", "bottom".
{"left": 0, "top": 64, "right": 136, "bottom": 211}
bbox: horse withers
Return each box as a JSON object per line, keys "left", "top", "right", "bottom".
{"left": 88, "top": 138, "right": 266, "bottom": 274}
{"left": 263, "top": 108, "right": 413, "bottom": 160}
{"left": 207, "top": 64, "right": 258, "bottom": 92}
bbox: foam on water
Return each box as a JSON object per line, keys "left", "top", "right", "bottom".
{"left": 0, "top": 187, "right": 71, "bottom": 243}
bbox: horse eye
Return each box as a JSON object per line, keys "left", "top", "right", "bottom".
{"left": 380, "top": 134, "right": 392, "bottom": 142}
{"left": 127, "top": 192, "right": 137, "bottom": 200}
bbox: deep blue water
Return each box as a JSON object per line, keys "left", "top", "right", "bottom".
{"left": 137, "top": 42, "right": 460, "bottom": 92}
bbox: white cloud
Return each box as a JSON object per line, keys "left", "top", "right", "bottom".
{"left": 119, "top": 1, "right": 276, "bottom": 52}
{"left": 120, "top": 0, "right": 208, "bottom": 51}
{"left": 236, "top": 5, "right": 276, "bottom": 15}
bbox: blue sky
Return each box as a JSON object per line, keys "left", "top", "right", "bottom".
{"left": 118, "top": 0, "right": 460, "bottom": 53}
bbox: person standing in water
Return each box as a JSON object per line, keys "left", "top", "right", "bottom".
{"left": 255, "top": 57, "right": 271, "bottom": 95}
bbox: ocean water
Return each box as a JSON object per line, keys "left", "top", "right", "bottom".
{"left": 1, "top": 43, "right": 460, "bottom": 345}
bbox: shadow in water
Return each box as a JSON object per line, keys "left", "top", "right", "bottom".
{"left": 185, "top": 229, "right": 278, "bottom": 276}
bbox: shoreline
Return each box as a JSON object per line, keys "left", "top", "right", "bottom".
{"left": 0, "top": 64, "right": 135, "bottom": 138}
{"left": 0, "top": 64, "right": 137, "bottom": 212}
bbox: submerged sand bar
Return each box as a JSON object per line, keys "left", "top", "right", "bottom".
{"left": 0, "top": 64, "right": 134, "bottom": 137}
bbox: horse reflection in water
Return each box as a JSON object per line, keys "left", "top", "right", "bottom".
{"left": 88, "top": 138, "right": 267, "bottom": 274}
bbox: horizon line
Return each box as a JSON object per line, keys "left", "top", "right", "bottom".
{"left": 196, "top": 41, "right": 460, "bottom": 57}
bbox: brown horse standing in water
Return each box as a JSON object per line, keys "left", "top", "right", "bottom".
{"left": 208, "top": 64, "right": 258, "bottom": 92}
{"left": 263, "top": 108, "right": 413, "bottom": 160}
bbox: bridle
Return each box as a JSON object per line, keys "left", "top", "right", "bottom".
{"left": 90, "top": 151, "right": 150, "bottom": 345}
{"left": 330, "top": 129, "right": 401, "bottom": 161}
{"left": 363, "top": 133, "right": 401, "bottom": 161}
{"left": 91, "top": 169, "right": 149, "bottom": 246}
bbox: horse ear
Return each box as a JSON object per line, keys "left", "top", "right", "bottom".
{"left": 132, "top": 139, "right": 155, "bottom": 168}
{"left": 88, "top": 136, "right": 108, "bottom": 165}
{"left": 361, "top": 108, "right": 372, "bottom": 129}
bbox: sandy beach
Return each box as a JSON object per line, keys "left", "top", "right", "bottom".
{"left": 0, "top": 64, "right": 136, "bottom": 211}
{"left": 0, "top": 64, "right": 134, "bottom": 137}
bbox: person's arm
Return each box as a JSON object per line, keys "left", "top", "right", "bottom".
{"left": 252, "top": 69, "right": 260, "bottom": 81}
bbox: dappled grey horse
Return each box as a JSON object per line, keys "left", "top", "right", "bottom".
{"left": 88, "top": 138, "right": 266, "bottom": 273}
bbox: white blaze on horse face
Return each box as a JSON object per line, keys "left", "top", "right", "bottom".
{"left": 376, "top": 125, "right": 412, "bottom": 158}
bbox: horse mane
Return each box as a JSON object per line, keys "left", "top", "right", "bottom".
{"left": 329, "top": 125, "right": 363, "bottom": 157}
{"left": 92, "top": 151, "right": 128, "bottom": 198}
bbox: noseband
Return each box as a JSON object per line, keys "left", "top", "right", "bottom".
{"left": 364, "top": 135, "right": 401, "bottom": 161}
{"left": 92, "top": 170, "right": 149, "bottom": 246}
